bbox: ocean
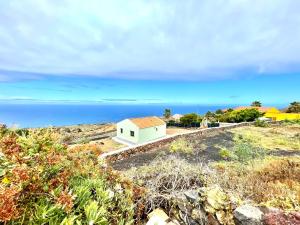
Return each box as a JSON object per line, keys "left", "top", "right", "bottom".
{"left": 0, "top": 103, "right": 236, "bottom": 128}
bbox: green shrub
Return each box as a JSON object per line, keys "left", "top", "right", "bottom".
{"left": 0, "top": 128, "right": 137, "bottom": 224}
{"left": 169, "top": 137, "right": 193, "bottom": 154}
{"left": 180, "top": 113, "right": 201, "bottom": 126}
{"left": 286, "top": 101, "right": 300, "bottom": 113}
{"left": 282, "top": 119, "right": 300, "bottom": 125}
{"left": 220, "top": 109, "right": 261, "bottom": 123}
{"left": 216, "top": 137, "right": 266, "bottom": 163}
{"left": 218, "top": 147, "right": 232, "bottom": 160}
{"left": 232, "top": 139, "right": 266, "bottom": 163}
{"left": 254, "top": 119, "right": 269, "bottom": 127}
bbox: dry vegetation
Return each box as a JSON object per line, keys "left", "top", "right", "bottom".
{"left": 123, "top": 123, "right": 300, "bottom": 217}
{"left": 211, "top": 157, "right": 300, "bottom": 211}
{"left": 125, "top": 156, "right": 206, "bottom": 213}
{"left": 69, "top": 139, "right": 124, "bottom": 154}
{"left": 230, "top": 124, "right": 300, "bottom": 150}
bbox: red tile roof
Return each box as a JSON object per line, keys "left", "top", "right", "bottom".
{"left": 129, "top": 116, "right": 165, "bottom": 129}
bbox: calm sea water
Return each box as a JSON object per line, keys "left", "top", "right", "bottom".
{"left": 0, "top": 103, "right": 236, "bottom": 128}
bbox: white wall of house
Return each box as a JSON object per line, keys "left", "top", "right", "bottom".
{"left": 116, "top": 120, "right": 166, "bottom": 144}
{"left": 138, "top": 124, "right": 166, "bottom": 143}
{"left": 116, "top": 119, "right": 139, "bottom": 143}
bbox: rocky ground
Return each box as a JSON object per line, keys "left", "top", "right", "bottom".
{"left": 45, "top": 123, "right": 125, "bottom": 153}
{"left": 112, "top": 126, "right": 300, "bottom": 170}
{"left": 53, "top": 123, "right": 117, "bottom": 144}
{"left": 113, "top": 123, "right": 300, "bottom": 225}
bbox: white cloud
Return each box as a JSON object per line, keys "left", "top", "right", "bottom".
{"left": 0, "top": 0, "right": 300, "bottom": 80}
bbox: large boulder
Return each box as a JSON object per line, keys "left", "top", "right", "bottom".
{"left": 233, "top": 205, "right": 263, "bottom": 225}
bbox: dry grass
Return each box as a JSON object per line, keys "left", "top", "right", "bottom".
{"left": 90, "top": 138, "right": 124, "bottom": 152}
{"left": 69, "top": 138, "right": 123, "bottom": 155}
{"left": 211, "top": 157, "right": 300, "bottom": 211}
{"left": 230, "top": 124, "right": 300, "bottom": 150}
{"left": 124, "top": 156, "right": 206, "bottom": 213}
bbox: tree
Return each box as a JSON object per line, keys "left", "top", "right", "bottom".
{"left": 286, "top": 102, "right": 300, "bottom": 113}
{"left": 205, "top": 111, "right": 218, "bottom": 122}
{"left": 251, "top": 101, "right": 262, "bottom": 107}
{"left": 215, "top": 109, "right": 224, "bottom": 114}
{"left": 163, "top": 108, "right": 171, "bottom": 119}
{"left": 205, "top": 111, "right": 215, "bottom": 117}
{"left": 219, "top": 108, "right": 261, "bottom": 123}
{"left": 180, "top": 113, "right": 200, "bottom": 126}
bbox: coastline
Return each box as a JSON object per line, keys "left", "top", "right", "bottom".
{"left": 0, "top": 103, "right": 237, "bottom": 128}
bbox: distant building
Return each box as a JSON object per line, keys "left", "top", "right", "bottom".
{"left": 116, "top": 116, "right": 166, "bottom": 144}
{"left": 232, "top": 106, "right": 300, "bottom": 121}
{"left": 171, "top": 114, "right": 183, "bottom": 122}
{"left": 264, "top": 112, "right": 300, "bottom": 121}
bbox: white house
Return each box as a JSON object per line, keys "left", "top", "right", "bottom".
{"left": 116, "top": 116, "right": 166, "bottom": 144}
{"left": 171, "top": 114, "right": 183, "bottom": 122}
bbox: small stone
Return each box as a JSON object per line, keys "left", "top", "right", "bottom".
{"left": 191, "top": 208, "right": 207, "bottom": 224}
{"left": 234, "top": 205, "right": 263, "bottom": 225}
{"left": 147, "top": 209, "right": 169, "bottom": 225}
{"left": 184, "top": 190, "right": 199, "bottom": 203}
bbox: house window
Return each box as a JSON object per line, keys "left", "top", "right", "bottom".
{"left": 130, "top": 131, "right": 135, "bottom": 137}
{"left": 120, "top": 128, "right": 123, "bottom": 133}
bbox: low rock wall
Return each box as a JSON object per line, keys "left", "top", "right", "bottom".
{"left": 102, "top": 122, "right": 253, "bottom": 162}
{"left": 147, "top": 187, "right": 300, "bottom": 225}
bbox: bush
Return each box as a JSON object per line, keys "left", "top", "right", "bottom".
{"left": 167, "top": 120, "right": 176, "bottom": 126}
{"left": 218, "top": 147, "right": 232, "bottom": 160}
{"left": 220, "top": 109, "right": 261, "bottom": 123}
{"left": 217, "top": 138, "right": 266, "bottom": 163}
{"left": 254, "top": 119, "right": 269, "bottom": 127}
{"left": 208, "top": 122, "right": 220, "bottom": 127}
{"left": 125, "top": 156, "right": 205, "bottom": 213}
{"left": 169, "top": 138, "right": 193, "bottom": 154}
{"left": 281, "top": 119, "right": 300, "bottom": 125}
{"left": 286, "top": 101, "right": 300, "bottom": 113}
{"left": 231, "top": 139, "right": 266, "bottom": 163}
{"left": 180, "top": 113, "right": 201, "bottom": 127}
{"left": 212, "top": 158, "right": 300, "bottom": 211}
{"left": 0, "top": 128, "right": 138, "bottom": 224}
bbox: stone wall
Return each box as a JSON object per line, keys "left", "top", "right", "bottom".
{"left": 102, "top": 122, "right": 253, "bottom": 162}
{"left": 146, "top": 187, "right": 300, "bottom": 225}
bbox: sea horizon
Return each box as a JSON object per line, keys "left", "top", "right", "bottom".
{"left": 0, "top": 102, "right": 288, "bottom": 128}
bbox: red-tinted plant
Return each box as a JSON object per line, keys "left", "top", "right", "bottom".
{"left": 0, "top": 187, "right": 20, "bottom": 222}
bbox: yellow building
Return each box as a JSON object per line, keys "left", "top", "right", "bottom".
{"left": 234, "top": 106, "right": 280, "bottom": 114}
{"left": 264, "top": 112, "right": 300, "bottom": 121}
{"left": 232, "top": 106, "right": 300, "bottom": 121}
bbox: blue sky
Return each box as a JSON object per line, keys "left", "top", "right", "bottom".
{"left": 0, "top": 0, "right": 299, "bottom": 106}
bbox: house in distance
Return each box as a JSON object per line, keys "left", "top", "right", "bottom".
{"left": 116, "top": 116, "right": 166, "bottom": 144}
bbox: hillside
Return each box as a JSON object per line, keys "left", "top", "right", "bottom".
{"left": 0, "top": 121, "right": 299, "bottom": 224}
